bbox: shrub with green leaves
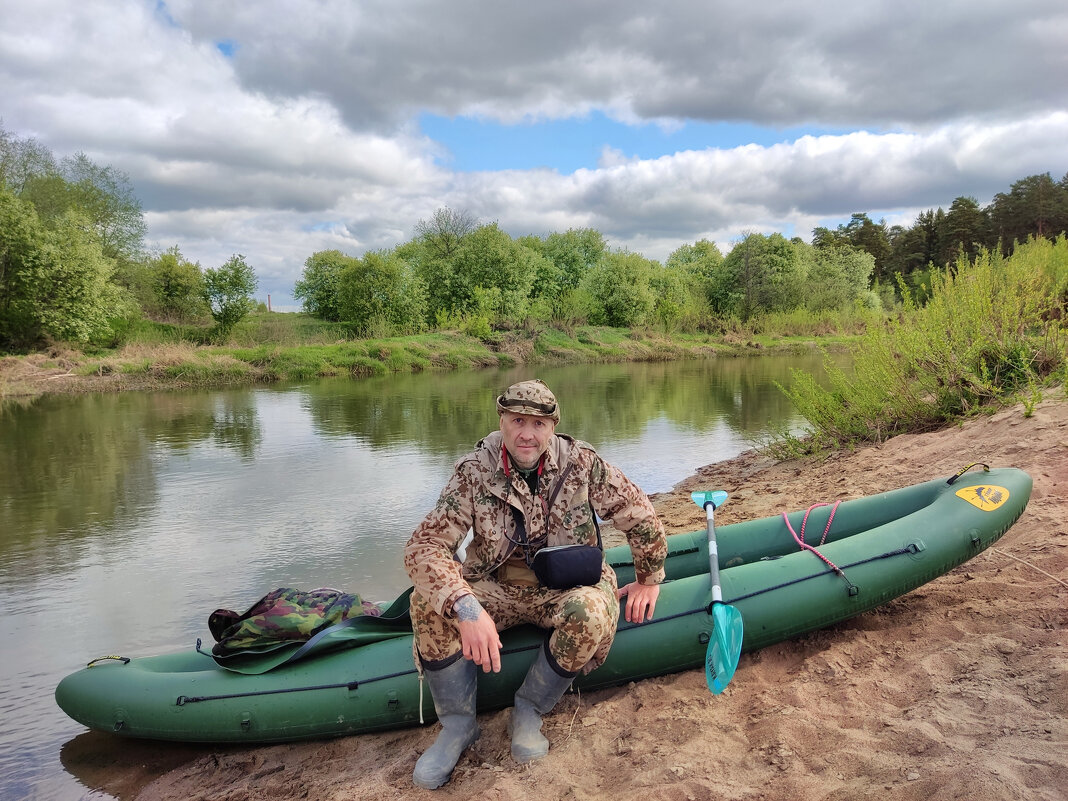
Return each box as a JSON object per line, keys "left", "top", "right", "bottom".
{"left": 581, "top": 251, "right": 656, "bottom": 327}
{"left": 0, "top": 188, "right": 128, "bottom": 347}
{"left": 336, "top": 250, "right": 426, "bottom": 336}
{"left": 779, "top": 236, "right": 1067, "bottom": 451}
{"left": 203, "top": 254, "right": 258, "bottom": 335}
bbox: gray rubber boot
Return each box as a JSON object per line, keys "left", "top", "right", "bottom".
{"left": 509, "top": 645, "right": 576, "bottom": 763}
{"left": 413, "top": 656, "right": 480, "bottom": 790}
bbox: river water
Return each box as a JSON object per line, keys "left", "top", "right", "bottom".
{"left": 0, "top": 353, "right": 833, "bottom": 800}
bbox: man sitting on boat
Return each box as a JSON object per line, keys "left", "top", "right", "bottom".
{"left": 404, "top": 378, "right": 668, "bottom": 789}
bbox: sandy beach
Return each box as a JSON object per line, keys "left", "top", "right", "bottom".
{"left": 67, "top": 395, "right": 1066, "bottom": 801}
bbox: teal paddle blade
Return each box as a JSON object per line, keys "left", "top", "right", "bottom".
{"left": 691, "top": 490, "right": 728, "bottom": 509}
{"left": 706, "top": 602, "right": 744, "bottom": 694}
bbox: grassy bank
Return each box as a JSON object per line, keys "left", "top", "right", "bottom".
{"left": 0, "top": 317, "right": 863, "bottom": 400}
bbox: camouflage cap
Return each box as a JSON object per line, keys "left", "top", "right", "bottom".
{"left": 496, "top": 379, "right": 560, "bottom": 423}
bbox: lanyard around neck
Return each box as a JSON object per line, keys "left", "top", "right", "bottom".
{"left": 502, "top": 445, "right": 549, "bottom": 519}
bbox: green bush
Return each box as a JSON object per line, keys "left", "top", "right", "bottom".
{"left": 581, "top": 251, "right": 656, "bottom": 327}
{"left": 0, "top": 190, "right": 129, "bottom": 347}
{"left": 779, "top": 237, "right": 1068, "bottom": 451}
{"left": 202, "top": 254, "right": 258, "bottom": 335}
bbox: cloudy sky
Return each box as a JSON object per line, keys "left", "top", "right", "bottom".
{"left": 2, "top": 0, "right": 1066, "bottom": 307}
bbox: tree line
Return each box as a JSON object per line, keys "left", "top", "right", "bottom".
{"left": 0, "top": 125, "right": 258, "bottom": 349}
{"left": 297, "top": 170, "right": 1068, "bottom": 335}
{"left": 815, "top": 172, "right": 1068, "bottom": 303}
{"left": 3, "top": 122, "right": 1066, "bottom": 350}
{"left": 296, "top": 212, "right": 883, "bottom": 336}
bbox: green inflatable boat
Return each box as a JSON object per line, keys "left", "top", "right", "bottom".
{"left": 56, "top": 466, "right": 1032, "bottom": 744}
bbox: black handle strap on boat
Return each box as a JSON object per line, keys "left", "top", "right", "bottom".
{"left": 946, "top": 462, "right": 990, "bottom": 485}
{"left": 86, "top": 655, "right": 130, "bottom": 667}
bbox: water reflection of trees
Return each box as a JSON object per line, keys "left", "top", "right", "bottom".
{"left": 302, "top": 353, "right": 833, "bottom": 455}
{"left": 0, "top": 355, "right": 834, "bottom": 567}
{"left": 539, "top": 356, "right": 825, "bottom": 442}
{"left": 0, "top": 395, "right": 155, "bottom": 549}
{"left": 302, "top": 369, "right": 502, "bottom": 454}
{"left": 0, "top": 390, "right": 263, "bottom": 562}
{"left": 144, "top": 391, "right": 263, "bottom": 459}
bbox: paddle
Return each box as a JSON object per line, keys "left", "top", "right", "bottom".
{"left": 691, "top": 490, "right": 743, "bottom": 694}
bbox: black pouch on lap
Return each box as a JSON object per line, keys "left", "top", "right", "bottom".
{"left": 530, "top": 544, "right": 603, "bottom": 589}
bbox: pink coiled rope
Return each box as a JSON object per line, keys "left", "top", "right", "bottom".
{"left": 782, "top": 501, "right": 858, "bottom": 594}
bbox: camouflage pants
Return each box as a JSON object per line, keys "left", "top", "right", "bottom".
{"left": 411, "top": 564, "right": 619, "bottom": 675}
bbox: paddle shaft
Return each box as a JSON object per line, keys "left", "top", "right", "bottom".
{"left": 704, "top": 502, "right": 724, "bottom": 603}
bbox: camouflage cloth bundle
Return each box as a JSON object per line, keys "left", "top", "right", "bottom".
{"left": 208, "top": 587, "right": 382, "bottom": 657}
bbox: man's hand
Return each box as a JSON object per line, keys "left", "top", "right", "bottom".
{"left": 453, "top": 594, "right": 502, "bottom": 673}
{"left": 617, "top": 581, "right": 660, "bottom": 624}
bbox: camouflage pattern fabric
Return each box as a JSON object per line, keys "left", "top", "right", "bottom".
{"left": 411, "top": 565, "right": 619, "bottom": 674}
{"left": 209, "top": 587, "right": 381, "bottom": 655}
{"left": 404, "top": 430, "right": 667, "bottom": 673}
{"left": 495, "top": 378, "right": 561, "bottom": 423}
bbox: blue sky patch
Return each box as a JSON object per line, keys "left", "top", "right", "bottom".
{"left": 216, "top": 39, "right": 238, "bottom": 58}
{"left": 420, "top": 111, "right": 848, "bottom": 173}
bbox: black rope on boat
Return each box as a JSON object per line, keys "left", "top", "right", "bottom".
{"left": 608, "top": 545, "right": 700, "bottom": 573}
{"left": 614, "top": 604, "right": 711, "bottom": 633}
{"left": 174, "top": 643, "right": 542, "bottom": 706}
{"left": 621, "top": 544, "right": 915, "bottom": 630}
{"left": 724, "top": 545, "right": 915, "bottom": 604}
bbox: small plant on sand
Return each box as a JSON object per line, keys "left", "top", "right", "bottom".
{"left": 1020, "top": 380, "right": 1043, "bottom": 417}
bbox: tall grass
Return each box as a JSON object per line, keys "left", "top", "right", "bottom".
{"left": 775, "top": 236, "right": 1067, "bottom": 454}
{"left": 117, "top": 311, "right": 360, "bottom": 348}
{"left": 744, "top": 307, "right": 880, "bottom": 338}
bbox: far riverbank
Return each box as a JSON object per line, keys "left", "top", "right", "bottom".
{"left": 0, "top": 324, "right": 852, "bottom": 400}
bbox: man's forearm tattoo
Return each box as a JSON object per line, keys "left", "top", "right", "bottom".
{"left": 453, "top": 594, "right": 484, "bottom": 622}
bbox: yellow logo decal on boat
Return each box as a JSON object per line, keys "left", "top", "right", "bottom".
{"left": 954, "top": 485, "right": 1010, "bottom": 511}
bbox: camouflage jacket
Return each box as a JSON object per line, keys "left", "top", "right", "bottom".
{"left": 404, "top": 431, "right": 667, "bottom": 618}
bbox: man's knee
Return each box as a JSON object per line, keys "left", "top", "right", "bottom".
{"left": 549, "top": 591, "right": 617, "bottom": 671}
{"left": 559, "top": 594, "right": 614, "bottom": 640}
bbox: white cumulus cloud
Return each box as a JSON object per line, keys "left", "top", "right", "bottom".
{"left": 1, "top": 0, "right": 1065, "bottom": 304}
